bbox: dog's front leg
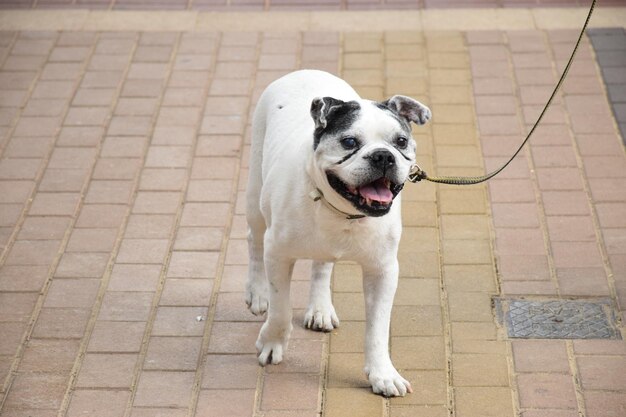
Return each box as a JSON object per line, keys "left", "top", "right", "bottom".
{"left": 362, "top": 260, "right": 412, "bottom": 397}
{"left": 256, "top": 255, "right": 294, "bottom": 365}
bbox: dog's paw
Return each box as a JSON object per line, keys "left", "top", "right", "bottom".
{"left": 303, "top": 303, "right": 339, "bottom": 331}
{"left": 365, "top": 365, "right": 413, "bottom": 397}
{"left": 245, "top": 282, "right": 269, "bottom": 316}
{"left": 256, "top": 320, "right": 293, "bottom": 365}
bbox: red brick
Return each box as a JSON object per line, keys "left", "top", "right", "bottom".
{"left": 261, "top": 373, "right": 320, "bottom": 410}
{"left": 85, "top": 181, "right": 134, "bottom": 204}
{"left": 66, "top": 228, "right": 118, "bottom": 252}
{"left": 67, "top": 390, "right": 130, "bottom": 417}
{"left": 99, "top": 292, "right": 154, "bottom": 322}
{"left": 116, "top": 239, "right": 169, "bottom": 264}
{"left": 491, "top": 203, "right": 540, "bottom": 228}
{"left": 76, "top": 204, "right": 127, "bottom": 229}
{"left": 546, "top": 216, "right": 596, "bottom": 242}
{"left": 201, "top": 354, "right": 259, "bottom": 389}
{"left": 33, "top": 308, "right": 90, "bottom": 338}
{"left": 125, "top": 214, "right": 176, "bottom": 239}
{"left": 134, "top": 371, "right": 196, "bottom": 408}
{"left": 88, "top": 321, "right": 146, "bottom": 353}
{"left": 512, "top": 340, "right": 569, "bottom": 373}
{"left": 577, "top": 356, "right": 626, "bottom": 390}
{"left": 30, "top": 192, "right": 81, "bottom": 216}
{"left": 144, "top": 336, "right": 202, "bottom": 370}
{"left": 39, "top": 169, "right": 88, "bottom": 192}
{"left": 139, "top": 168, "right": 187, "bottom": 191}
{"left": 93, "top": 157, "right": 142, "bottom": 180}
{"left": 556, "top": 268, "right": 610, "bottom": 296}
{"left": 167, "top": 251, "right": 219, "bottom": 278}
{"left": 133, "top": 191, "right": 182, "bottom": 214}
{"left": 196, "top": 389, "right": 256, "bottom": 417}
{"left": 5, "top": 239, "right": 61, "bottom": 266}
{"left": 0, "top": 265, "right": 49, "bottom": 292}
{"left": 517, "top": 373, "right": 577, "bottom": 409}
{"left": 0, "top": 292, "right": 37, "bottom": 322}
{"left": 20, "top": 339, "right": 80, "bottom": 373}
{"left": 551, "top": 241, "right": 603, "bottom": 268}
{"left": 207, "top": 322, "right": 261, "bottom": 354}
{"left": 44, "top": 278, "right": 100, "bottom": 308}
{"left": 160, "top": 278, "right": 213, "bottom": 306}
{"left": 584, "top": 391, "right": 626, "bottom": 417}
{"left": 542, "top": 191, "right": 590, "bottom": 216}
{"left": 55, "top": 252, "right": 109, "bottom": 278}
{"left": 0, "top": 322, "right": 25, "bottom": 355}
{"left": 152, "top": 306, "right": 208, "bottom": 336}
{"left": 18, "top": 216, "right": 70, "bottom": 240}
{"left": 76, "top": 353, "right": 136, "bottom": 388}
{"left": 3, "top": 373, "right": 68, "bottom": 410}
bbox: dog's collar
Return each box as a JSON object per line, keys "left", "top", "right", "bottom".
{"left": 308, "top": 188, "right": 366, "bottom": 220}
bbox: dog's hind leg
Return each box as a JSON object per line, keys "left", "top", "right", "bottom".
{"left": 245, "top": 94, "right": 269, "bottom": 316}
{"left": 304, "top": 261, "right": 339, "bottom": 331}
{"left": 256, "top": 257, "right": 294, "bottom": 365}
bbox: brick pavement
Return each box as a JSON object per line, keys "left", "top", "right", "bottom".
{"left": 0, "top": 5, "right": 625, "bottom": 417}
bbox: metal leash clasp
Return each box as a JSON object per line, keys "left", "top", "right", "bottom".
{"left": 408, "top": 163, "right": 428, "bottom": 183}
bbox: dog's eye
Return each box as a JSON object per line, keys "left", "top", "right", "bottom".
{"left": 395, "top": 137, "right": 408, "bottom": 149}
{"left": 340, "top": 137, "right": 358, "bottom": 150}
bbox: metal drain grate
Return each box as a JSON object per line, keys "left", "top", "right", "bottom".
{"left": 496, "top": 298, "right": 621, "bottom": 339}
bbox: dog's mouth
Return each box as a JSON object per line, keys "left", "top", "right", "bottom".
{"left": 326, "top": 172, "right": 404, "bottom": 217}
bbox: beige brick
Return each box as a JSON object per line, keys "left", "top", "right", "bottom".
{"left": 444, "top": 265, "right": 496, "bottom": 293}
{"left": 327, "top": 352, "right": 368, "bottom": 389}
{"left": 386, "top": 60, "right": 427, "bottom": 77}
{"left": 344, "top": 34, "right": 383, "bottom": 53}
{"left": 441, "top": 215, "right": 490, "bottom": 240}
{"left": 390, "top": 406, "right": 448, "bottom": 417}
{"left": 439, "top": 189, "right": 486, "bottom": 214}
{"left": 452, "top": 340, "right": 508, "bottom": 355}
{"left": 391, "top": 305, "right": 443, "bottom": 337}
{"left": 430, "top": 68, "right": 471, "bottom": 86}
{"left": 451, "top": 322, "right": 498, "bottom": 341}
{"left": 386, "top": 44, "right": 425, "bottom": 60}
{"left": 436, "top": 145, "right": 482, "bottom": 168}
{"left": 343, "top": 53, "right": 383, "bottom": 70}
{"left": 330, "top": 321, "right": 364, "bottom": 353}
{"left": 452, "top": 354, "right": 510, "bottom": 386}
{"left": 455, "top": 387, "right": 515, "bottom": 417}
{"left": 385, "top": 32, "right": 424, "bottom": 45}
{"left": 391, "top": 337, "right": 445, "bottom": 370}
{"left": 394, "top": 279, "right": 441, "bottom": 306}
{"left": 325, "top": 388, "right": 383, "bottom": 417}
{"left": 428, "top": 52, "right": 469, "bottom": 69}
{"left": 430, "top": 104, "right": 474, "bottom": 124}
{"left": 448, "top": 292, "right": 494, "bottom": 322}
{"left": 442, "top": 239, "right": 492, "bottom": 265}
{"left": 433, "top": 124, "right": 478, "bottom": 146}
{"left": 390, "top": 370, "right": 447, "bottom": 405}
{"left": 430, "top": 85, "right": 472, "bottom": 104}
{"left": 342, "top": 69, "right": 384, "bottom": 86}
{"left": 402, "top": 202, "right": 437, "bottom": 227}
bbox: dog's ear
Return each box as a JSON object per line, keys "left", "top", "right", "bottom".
{"left": 382, "top": 95, "right": 432, "bottom": 125}
{"left": 310, "top": 96, "right": 345, "bottom": 130}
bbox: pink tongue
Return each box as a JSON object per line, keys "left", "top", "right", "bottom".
{"left": 358, "top": 180, "right": 393, "bottom": 203}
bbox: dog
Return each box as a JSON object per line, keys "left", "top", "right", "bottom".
{"left": 244, "top": 69, "right": 431, "bottom": 397}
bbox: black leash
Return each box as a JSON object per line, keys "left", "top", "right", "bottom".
{"left": 408, "top": 0, "right": 596, "bottom": 186}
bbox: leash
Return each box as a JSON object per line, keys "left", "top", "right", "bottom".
{"left": 408, "top": 0, "right": 596, "bottom": 186}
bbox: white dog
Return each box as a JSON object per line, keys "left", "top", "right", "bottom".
{"left": 245, "top": 70, "right": 431, "bottom": 397}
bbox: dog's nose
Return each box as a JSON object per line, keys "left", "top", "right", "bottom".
{"left": 370, "top": 149, "right": 395, "bottom": 171}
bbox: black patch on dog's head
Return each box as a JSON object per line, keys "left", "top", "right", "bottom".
{"left": 373, "top": 101, "right": 412, "bottom": 135}
{"left": 311, "top": 97, "right": 361, "bottom": 150}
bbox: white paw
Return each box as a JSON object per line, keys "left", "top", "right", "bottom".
{"left": 365, "top": 365, "right": 413, "bottom": 397}
{"left": 303, "top": 303, "right": 339, "bottom": 331}
{"left": 256, "top": 320, "right": 293, "bottom": 365}
{"left": 245, "top": 280, "right": 268, "bottom": 316}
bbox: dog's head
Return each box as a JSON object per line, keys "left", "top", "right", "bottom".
{"left": 310, "top": 95, "right": 431, "bottom": 217}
